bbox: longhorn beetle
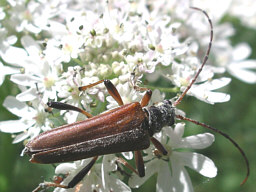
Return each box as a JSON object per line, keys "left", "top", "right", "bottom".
{"left": 24, "top": 7, "right": 249, "bottom": 192}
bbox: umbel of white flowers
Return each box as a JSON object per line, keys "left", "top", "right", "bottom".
{"left": 0, "top": 0, "right": 253, "bottom": 192}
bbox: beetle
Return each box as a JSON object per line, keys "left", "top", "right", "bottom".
{"left": 24, "top": 7, "right": 249, "bottom": 192}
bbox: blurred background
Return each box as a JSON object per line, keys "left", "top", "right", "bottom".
{"left": 1, "top": 2, "right": 256, "bottom": 192}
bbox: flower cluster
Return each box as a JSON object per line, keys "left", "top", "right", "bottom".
{"left": 0, "top": 0, "right": 254, "bottom": 192}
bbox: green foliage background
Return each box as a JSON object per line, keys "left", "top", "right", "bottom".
{"left": 0, "top": 15, "right": 256, "bottom": 192}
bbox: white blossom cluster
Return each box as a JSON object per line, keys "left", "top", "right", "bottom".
{"left": 0, "top": 0, "right": 254, "bottom": 192}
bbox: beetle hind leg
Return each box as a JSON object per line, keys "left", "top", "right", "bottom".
{"left": 67, "top": 156, "right": 98, "bottom": 188}
{"left": 32, "top": 156, "right": 98, "bottom": 192}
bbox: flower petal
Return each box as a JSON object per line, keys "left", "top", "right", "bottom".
{"left": 232, "top": 43, "right": 251, "bottom": 61}
{"left": 180, "top": 133, "right": 215, "bottom": 149}
{"left": 228, "top": 60, "right": 256, "bottom": 84}
{"left": 0, "top": 61, "right": 19, "bottom": 85}
{"left": 1, "top": 46, "right": 28, "bottom": 66}
{"left": 3, "top": 96, "right": 32, "bottom": 117}
{"left": 165, "top": 123, "right": 185, "bottom": 148}
{"left": 55, "top": 163, "right": 77, "bottom": 174}
{"left": 21, "top": 35, "right": 41, "bottom": 56}
{"left": 234, "top": 60, "right": 256, "bottom": 69}
{"left": 190, "top": 88, "right": 230, "bottom": 104}
{"left": 229, "top": 68, "right": 256, "bottom": 84}
{"left": 102, "top": 155, "right": 118, "bottom": 189}
{"left": 0, "top": 119, "right": 30, "bottom": 133}
{"left": 122, "top": 152, "right": 133, "bottom": 160}
{"left": 174, "top": 151, "right": 217, "bottom": 178}
{"left": 189, "top": 77, "right": 231, "bottom": 104}
{"left": 12, "top": 131, "right": 30, "bottom": 143}
{"left": 170, "top": 154, "right": 194, "bottom": 192}
{"left": 173, "top": 123, "right": 185, "bottom": 138}
{"left": 156, "top": 161, "right": 172, "bottom": 192}
{"left": 10, "top": 74, "right": 41, "bottom": 86}
{"left": 16, "top": 87, "right": 37, "bottom": 101}
{"left": 204, "top": 91, "right": 230, "bottom": 104}
{"left": 202, "top": 77, "right": 231, "bottom": 91}
{"left": 128, "top": 159, "right": 158, "bottom": 188}
{"left": 171, "top": 165, "right": 194, "bottom": 192}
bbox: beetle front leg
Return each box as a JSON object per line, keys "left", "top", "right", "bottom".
{"left": 150, "top": 137, "right": 168, "bottom": 155}
{"left": 47, "top": 101, "right": 93, "bottom": 118}
{"left": 32, "top": 156, "right": 98, "bottom": 192}
{"left": 140, "top": 89, "right": 152, "bottom": 107}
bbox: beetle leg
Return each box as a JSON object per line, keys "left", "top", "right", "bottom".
{"left": 130, "top": 69, "right": 149, "bottom": 93}
{"left": 47, "top": 101, "right": 93, "bottom": 118}
{"left": 134, "top": 151, "right": 145, "bottom": 177}
{"left": 32, "top": 156, "right": 98, "bottom": 192}
{"left": 116, "top": 157, "right": 140, "bottom": 176}
{"left": 79, "top": 79, "right": 104, "bottom": 91}
{"left": 79, "top": 79, "right": 124, "bottom": 106}
{"left": 103, "top": 80, "right": 124, "bottom": 106}
{"left": 140, "top": 89, "right": 152, "bottom": 107}
{"left": 116, "top": 141, "right": 166, "bottom": 179}
{"left": 67, "top": 156, "right": 98, "bottom": 188}
{"left": 116, "top": 151, "right": 145, "bottom": 177}
{"left": 132, "top": 81, "right": 152, "bottom": 107}
{"left": 32, "top": 182, "right": 68, "bottom": 192}
{"left": 150, "top": 137, "right": 168, "bottom": 155}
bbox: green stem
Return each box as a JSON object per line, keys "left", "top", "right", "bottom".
{"left": 73, "top": 58, "right": 84, "bottom": 66}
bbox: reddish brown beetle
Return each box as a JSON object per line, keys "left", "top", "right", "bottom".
{"left": 24, "top": 7, "right": 249, "bottom": 192}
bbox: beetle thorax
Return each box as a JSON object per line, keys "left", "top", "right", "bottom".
{"left": 144, "top": 100, "right": 175, "bottom": 136}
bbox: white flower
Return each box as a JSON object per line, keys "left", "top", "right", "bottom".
{"left": 129, "top": 123, "right": 217, "bottom": 192}
{"left": 0, "top": 96, "right": 50, "bottom": 143}
{"left": 169, "top": 44, "right": 230, "bottom": 104}
{"left": 0, "top": 61, "right": 19, "bottom": 85}
{"left": 6, "top": 35, "right": 60, "bottom": 102}
{"left": 0, "top": 28, "right": 21, "bottom": 65}
{"left": 227, "top": 44, "right": 256, "bottom": 84}
{"left": 159, "top": 1, "right": 256, "bottom": 85}
{"left": 56, "top": 66, "right": 93, "bottom": 124}
{"left": 230, "top": 0, "right": 256, "bottom": 28}
{"left": 144, "top": 19, "right": 188, "bottom": 67}
{"left": 228, "top": 60, "right": 256, "bottom": 84}
{"left": 5, "top": 0, "right": 61, "bottom": 34}
{"left": 188, "top": 77, "right": 231, "bottom": 104}
{"left": 102, "top": 4, "right": 134, "bottom": 43}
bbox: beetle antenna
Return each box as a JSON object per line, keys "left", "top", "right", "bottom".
{"left": 174, "top": 7, "right": 213, "bottom": 107}
{"left": 176, "top": 114, "right": 249, "bottom": 185}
